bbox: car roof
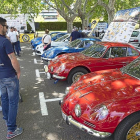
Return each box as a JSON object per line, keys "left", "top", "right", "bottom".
{"left": 96, "top": 41, "right": 134, "bottom": 48}
{"left": 78, "top": 38, "right": 100, "bottom": 41}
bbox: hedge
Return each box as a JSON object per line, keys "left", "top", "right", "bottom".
{"left": 27, "top": 22, "right": 82, "bottom": 31}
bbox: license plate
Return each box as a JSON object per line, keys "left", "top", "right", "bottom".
{"left": 46, "top": 72, "right": 51, "bottom": 79}
{"left": 62, "top": 111, "right": 66, "bottom": 121}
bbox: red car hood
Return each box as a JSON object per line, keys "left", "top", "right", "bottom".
{"left": 62, "top": 69, "right": 140, "bottom": 114}
{"left": 57, "top": 53, "right": 95, "bottom": 63}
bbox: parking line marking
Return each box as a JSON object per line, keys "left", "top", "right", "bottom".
{"left": 34, "top": 58, "right": 37, "bottom": 64}
{"left": 35, "top": 69, "right": 40, "bottom": 78}
{"left": 40, "top": 72, "right": 45, "bottom": 74}
{"left": 39, "top": 92, "right": 48, "bottom": 116}
{"left": 45, "top": 98, "right": 62, "bottom": 102}
{"left": 32, "top": 52, "right": 35, "bottom": 56}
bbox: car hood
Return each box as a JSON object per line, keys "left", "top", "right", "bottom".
{"left": 45, "top": 46, "right": 70, "bottom": 54}
{"left": 63, "top": 69, "right": 140, "bottom": 113}
{"left": 58, "top": 53, "right": 95, "bottom": 63}
{"left": 51, "top": 41, "right": 68, "bottom": 47}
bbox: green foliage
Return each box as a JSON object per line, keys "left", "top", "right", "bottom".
{"left": 27, "top": 22, "right": 82, "bottom": 31}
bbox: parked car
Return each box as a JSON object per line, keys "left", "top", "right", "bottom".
{"left": 129, "top": 29, "right": 140, "bottom": 47}
{"left": 60, "top": 56, "right": 140, "bottom": 140}
{"left": 50, "top": 32, "right": 67, "bottom": 41}
{"left": 31, "top": 37, "right": 42, "bottom": 47}
{"left": 35, "top": 34, "right": 70, "bottom": 55}
{"left": 32, "top": 32, "right": 67, "bottom": 50}
{"left": 41, "top": 38, "right": 101, "bottom": 60}
{"left": 45, "top": 42, "right": 140, "bottom": 84}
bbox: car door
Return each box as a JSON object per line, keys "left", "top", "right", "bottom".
{"left": 108, "top": 47, "right": 129, "bottom": 69}
{"left": 90, "top": 48, "right": 116, "bottom": 71}
{"left": 76, "top": 40, "right": 95, "bottom": 52}
{"left": 73, "top": 41, "right": 85, "bottom": 52}
{"left": 127, "top": 47, "right": 140, "bottom": 62}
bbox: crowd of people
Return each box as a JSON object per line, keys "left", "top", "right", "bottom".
{"left": 70, "top": 26, "right": 92, "bottom": 42}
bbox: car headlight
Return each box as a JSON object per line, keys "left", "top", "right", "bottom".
{"left": 48, "top": 51, "right": 54, "bottom": 57}
{"left": 90, "top": 105, "right": 108, "bottom": 121}
{"left": 75, "top": 104, "right": 81, "bottom": 117}
{"left": 65, "top": 87, "right": 71, "bottom": 94}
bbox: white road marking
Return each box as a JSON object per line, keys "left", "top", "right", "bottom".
{"left": 39, "top": 92, "right": 48, "bottom": 116}
{"left": 35, "top": 69, "right": 40, "bottom": 78}
{"left": 45, "top": 98, "right": 62, "bottom": 102}
{"left": 32, "top": 52, "right": 35, "bottom": 56}
{"left": 34, "top": 58, "right": 37, "bottom": 64}
{"left": 34, "top": 58, "right": 43, "bottom": 64}
{"left": 40, "top": 72, "right": 45, "bottom": 74}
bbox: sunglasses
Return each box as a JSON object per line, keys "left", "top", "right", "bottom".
{"left": 2, "top": 25, "right": 9, "bottom": 29}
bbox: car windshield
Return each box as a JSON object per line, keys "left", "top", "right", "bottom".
{"left": 81, "top": 44, "right": 106, "bottom": 58}
{"left": 131, "top": 31, "right": 139, "bottom": 37}
{"left": 50, "top": 33, "right": 59, "bottom": 38}
{"left": 68, "top": 39, "right": 82, "bottom": 48}
{"left": 54, "top": 34, "right": 69, "bottom": 42}
{"left": 121, "top": 57, "right": 140, "bottom": 79}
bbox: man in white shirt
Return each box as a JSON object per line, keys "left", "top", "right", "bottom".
{"left": 7, "top": 27, "right": 20, "bottom": 56}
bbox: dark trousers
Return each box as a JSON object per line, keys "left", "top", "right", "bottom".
{"left": 44, "top": 43, "right": 51, "bottom": 51}
{"left": 12, "top": 42, "right": 19, "bottom": 55}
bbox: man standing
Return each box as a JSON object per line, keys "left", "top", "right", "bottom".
{"left": 70, "top": 27, "right": 81, "bottom": 42}
{"left": 7, "top": 27, "right": 20, "bottom": 56}
{"left": 0, "top": 17, "right": 23, "bottom": 139}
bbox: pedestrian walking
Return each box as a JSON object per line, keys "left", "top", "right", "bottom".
{"left": 14, "top": 28, "right": 21, "bottom": 54}
{"left": 42, "top": 29, "right": 51, "bottom": 51}
{"left": 7, "top": 27, "right": 20, "bottom": 56}
{"left": 0, "top": 17, "right": 23, "bottom": 139}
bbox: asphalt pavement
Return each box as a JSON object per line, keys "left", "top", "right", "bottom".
{"left": 0, "top": 42, "right": 114, "bottom": 140}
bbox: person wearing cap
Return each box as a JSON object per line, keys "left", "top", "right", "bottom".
{"left": 70, "top": 27, "right": 81, "bottom": 42}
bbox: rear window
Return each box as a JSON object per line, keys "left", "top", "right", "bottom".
{"left": 131, "top": 31, "right": 139, "bottom": 37}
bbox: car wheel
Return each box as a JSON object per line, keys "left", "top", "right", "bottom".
{"left": 138, "top": 44, "right": 140, "bottom": 47}
{"left": 114, "top": 112, "right": 140, "bottom": 140}
{"left": 67, "top": 67, "right": 88, "bottom": 84}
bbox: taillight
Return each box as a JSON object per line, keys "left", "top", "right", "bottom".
{"left": 133, "top": 40, "right": 138, "bottom": 42}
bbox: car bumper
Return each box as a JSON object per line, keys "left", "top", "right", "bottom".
{"left": 61, "top": 111, "right": 112, "bottom": 138}
{"left": 46, "top": 72, "right": 66, "bottom": 80}
{"left": 36, "top": 51, "right": 41, "bottom": 55}
{"left": 42, "top": 57, "right": 53, "bottom": 61}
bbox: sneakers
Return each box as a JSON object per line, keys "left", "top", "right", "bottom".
{"left": 6, "top": 127, "right": 23, "bottom": 139}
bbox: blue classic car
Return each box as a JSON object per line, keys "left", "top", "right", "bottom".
{"left": 41, "top": 38, "right": 101, "bottom": 61}
{"left": 31, "top": 37, "right": 42, "bottom": 46}
{"left": 31, "top": 32, "right": 67, "bottom": 50}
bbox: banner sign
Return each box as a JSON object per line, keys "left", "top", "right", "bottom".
{"left": 102, "top": 7, "right": 140, "bottom": 43}
{"left": 0, "top": 14, "right": 27, "bottom": 31}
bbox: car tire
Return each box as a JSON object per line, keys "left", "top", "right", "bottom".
{"left": 114, "top": 112, "right": 140, "bottom": 140}
{"left": 67, "top": 67, "right": 88, "bottom": 84}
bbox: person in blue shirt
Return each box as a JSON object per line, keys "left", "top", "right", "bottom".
{"left": 0, "top": 17, "right": 23, "bottom": 139}
{"left": 70, "top": 27, "right": 81, "bottom": 42}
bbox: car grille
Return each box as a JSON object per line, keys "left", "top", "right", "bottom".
{"left": 84, "top": 121, "right": 96, "bottom": 128}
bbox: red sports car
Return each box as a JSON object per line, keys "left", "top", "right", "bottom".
{"left": 60, "top": 57, "right": 140, "bottom": 140}
{"left": 45, "top": 42, "right": 140, "bottom": 84}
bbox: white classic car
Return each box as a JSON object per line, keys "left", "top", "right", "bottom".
{"left": 35, "top": 34, "right": 70, "bottom": 55}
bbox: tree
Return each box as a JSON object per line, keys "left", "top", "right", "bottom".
{"left": 0, "top": 0, "right": 44, "bottom": 19}
{"left": 97, "top": 0, "right": 116, "bottom": 25}
{"left": 43, "top": 0, "right": 80, "bottom": 32}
